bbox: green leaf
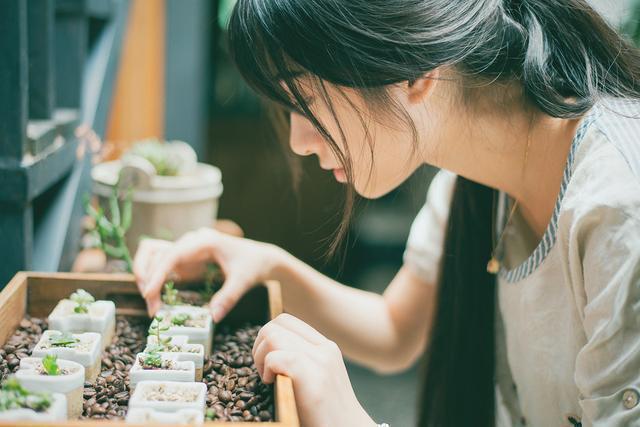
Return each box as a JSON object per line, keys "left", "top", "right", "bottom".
{"left": 139, "top": 352, "right": 162, "bottom": 369}
{"left": 171, "top": 313, "right": 190, "bottom": 326}
{"left": 49, "top": 332, "right": 79, "bottom": 348}
{"left": 42, "top": 355, "right": 59, "bottom": 376}
{"left": 121, "top": 190, "right": 133, "bottom": 231}
{"left": 109, "top": 192, "right": 121, "bottom": 228}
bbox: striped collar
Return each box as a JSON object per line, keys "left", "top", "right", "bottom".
{"left": 498, "top": 106, "right": 602, "bottom": 283}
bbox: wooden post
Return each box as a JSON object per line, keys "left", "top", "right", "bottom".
{"left": 0, "top": 0, "right": 28, "bottom": 163}
{"left": 27, "top": 0, "right": 56, "bottom": 120}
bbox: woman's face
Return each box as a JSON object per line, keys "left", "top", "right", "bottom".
{"left": 288, "top": 82, "right": 428, "bottom": 199}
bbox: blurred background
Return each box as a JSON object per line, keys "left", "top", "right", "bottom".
{"left": 0, "top": 0, "right": 637, "bottom": 425}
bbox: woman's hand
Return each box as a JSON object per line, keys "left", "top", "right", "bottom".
{"left": 254, "top": 314, "right": 376, "bottom": 427}
{"left": 133, "top": 227, "right": 283, "bottom": 319}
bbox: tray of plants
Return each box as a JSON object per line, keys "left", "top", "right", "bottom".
{"left": 0, "top": 272, "right": 299, "bottom": 427}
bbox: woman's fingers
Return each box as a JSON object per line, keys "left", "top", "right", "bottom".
{"left": 261, "top": 350, "right": 312, "bottom": 384}
{"left": 133, "top": 239, "right": 171, "bottom": 294}
{"left": 252, "top": 322, "right": 317, "bottom": 379}
{"left": 209, "top": 274, "right": 249, "bottom": 323}
{"left": 271, "top": 313, "right": 327, "bottom": 345}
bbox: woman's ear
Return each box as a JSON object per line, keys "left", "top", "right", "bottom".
{"left": 407, "top": 69, "right": 440, "bottom": 104}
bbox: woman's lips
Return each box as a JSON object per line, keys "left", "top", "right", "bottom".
{"left": 332, "top": 168, "right": 347, "bottom": 183}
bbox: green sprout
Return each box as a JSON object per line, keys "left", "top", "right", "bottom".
{"left": 128, "top": 139, "right": 181, "bottom": 177}
{"left": 148, "top": 316, "right": 172, "bottom": 347}
{"left": 138, "top": 352, "right": 163, "bottom": 369}
{"left": 161, "top": 282, "right": 181, "bottom": 306}
{"left": 170, "top": 313, "right": 190, "bottom": 327}
{"left": 84, "top": 187, "right": 133, "bottom": 273}
{"left": 48, "top": 332, "right": 79, "bottom": 348}
{"left": 201, "top": 264, "right": 223, "bottom": 301}
{"left": 69, "top": 289, "right": 95, "bottom": 314}
{"left": 205, "top": 408, "right": 217, "bottom": 421}
{"left": 0, "top": 377, "right": 53, "bottom": 412}
{"left": 41, "top": 355, "right": 59, "bottom": 376}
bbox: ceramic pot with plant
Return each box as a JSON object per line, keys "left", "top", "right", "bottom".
{"left": 154, "top": 306, "right": 213, "bottom": 356}
{"left": 0, "top": 377, "right": 67, "bottom": 422}
{"left": 125, "top": 407, "right": 204, "bottom": 425}
{"left": 129, "top": 351, "right": 195, "bottom": 391}
{"left": 16, "top": 356, "right": 85, "bottom": 419}
{"left": 48, "top": 289, "right": 116, "bottom": 349}
{"left": 144, "top": 334, "right": 205, "bottom": 381}
{"left": 31, "top": 330, "right": 102, "bottom": 382}
{"left": 128, "top": 380, "right": 207, "bottom": 414}
{"left": 92, "top": 139, "right": 223, "bottom": 254}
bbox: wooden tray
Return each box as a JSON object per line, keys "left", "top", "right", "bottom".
{"left": 0, "top": 272, "right": 299, "bottom": 427}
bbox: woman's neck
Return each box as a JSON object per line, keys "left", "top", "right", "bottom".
{"left": 424, "top": 86, "right": 582, "bottom": 238}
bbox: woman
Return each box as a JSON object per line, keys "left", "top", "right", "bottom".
{"left": 134, "top": 0, "right": 640, "bottom": 426}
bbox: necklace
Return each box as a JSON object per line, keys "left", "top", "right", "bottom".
{"left": 487, "top": 117, "right": 533, "bottom": 275}
{"left": 487, "top": 196, "right": 519, "bottom": 274}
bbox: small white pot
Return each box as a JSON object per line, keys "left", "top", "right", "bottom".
{"left": 125, "top": 407, "right": 204, "bottom": 425}
{"left": 0, "top": 392, "right": 67, "bottom": 422}
{"left": 129, "top": 353, "right": 195, "bottom": 391}
{"left": 32, "top": 331, "right": 102, "bottom": 383}
{"left": 48, "top": 299, "right": 116, "bottom": 349}
{"left": 145, "top": 335, "right": 205, "bottom": 381}
{"left": 129, "top": 381, "right": 207, "bottom": 413}
{"left": 16, "top": 358, "right": 85, "bottom": 419}
{"left": 157, "top": 306, "right": 213, "bottom": 356}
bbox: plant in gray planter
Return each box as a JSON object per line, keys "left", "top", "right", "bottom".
{"left": 92, "top": 139, "right": 223, "bottom": 254}
{"left": 0, "top": 377, "right": 67, "bottom": 422}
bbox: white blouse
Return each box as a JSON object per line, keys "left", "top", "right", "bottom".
{"left": 403, "top": 99, "right": 640, "bottom": 427}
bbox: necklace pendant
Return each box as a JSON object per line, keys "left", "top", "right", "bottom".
{"left": 487, "top": 258, "right": 500, "bottom": 274}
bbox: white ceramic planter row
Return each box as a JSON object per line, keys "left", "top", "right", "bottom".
{"left": 48, "top": 298, "right": 116, "bottom": 350}
{"left": 156, "top": 305, "right": 213, "bottom": 357}
{"left": 0, "top": 393, "right": 67, "bottom": 422}
{"left": 16, "top": 357, "right": 85, "bottom": 419}
{"left": 145, "top": 334, "right": 205, "bottom": 381}
{"left": 126, "top": 381, "right": 207, "bottom": 425}
{"left": 32, "top": 330, "right": 102, "bottom": 382}
{"left": 125, "top": 408, "right": 204, "bottom": 425}
{"left": 129, "top": 353, "right": 196, "bottom": 391}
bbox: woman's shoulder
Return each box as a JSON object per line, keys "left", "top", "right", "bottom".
{"left": 564, "top": 100, "right": 640, "bottom": 220}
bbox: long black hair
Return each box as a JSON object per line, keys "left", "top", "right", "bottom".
{"left": 227, "top": 1, "right": 640, "bottom": 425}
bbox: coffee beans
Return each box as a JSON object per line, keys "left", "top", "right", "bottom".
{"left": 2, "top": 315, "right": 275, "bottom": 422}
{"left": 206, "top": 325, "right": 274, "bottom": 422}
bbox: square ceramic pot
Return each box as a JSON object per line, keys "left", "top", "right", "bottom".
{"left": 129, "top": 353, "right": 195, "bottom": 391}
{"left": 145, "top": 335, "right": 205, "bottom": 381}
{"left": 48, "top": 299, "right": 116, "bottom": 349}
{"left": 128, "top": 381, "right": 207, "bottom": 413}
{"left": 16, "top": 358, "right": 85, "bottom": 419}
{"left": 125, "top": 407, "right": 204, "bottom": 425}
{"left": 0, "top": 392, "right": 67, "bottom": 422}
{"left": 156, "top": 306, "right": 213, "bottom": 356}
{"left": 32, "top": 331, "right": 102, "bottom": 382}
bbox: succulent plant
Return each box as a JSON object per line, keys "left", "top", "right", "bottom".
{"left": 48, "top": 332, "right": 79, "bottom": 348}
{"left": 85, "top": 187, "right": 133, "bottom": 273}
{"left": 0, "top": 377, "right": 53, "bottom": 413}
{"left": 69, "top": 289, "right": 95, "bottom": 314}
{"left": 41, "top": 355, "right": 60, "bottom": 376}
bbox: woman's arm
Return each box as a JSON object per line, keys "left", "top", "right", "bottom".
{"left": 136, "top": 229, "right": 436, "bottom": 373}
{"left": 272, "top": 248, "right": 436, "bottom": 373}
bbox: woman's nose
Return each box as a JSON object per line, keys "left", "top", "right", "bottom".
{"left": 289, "top": 113, "right": 321, "bottom": 156}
